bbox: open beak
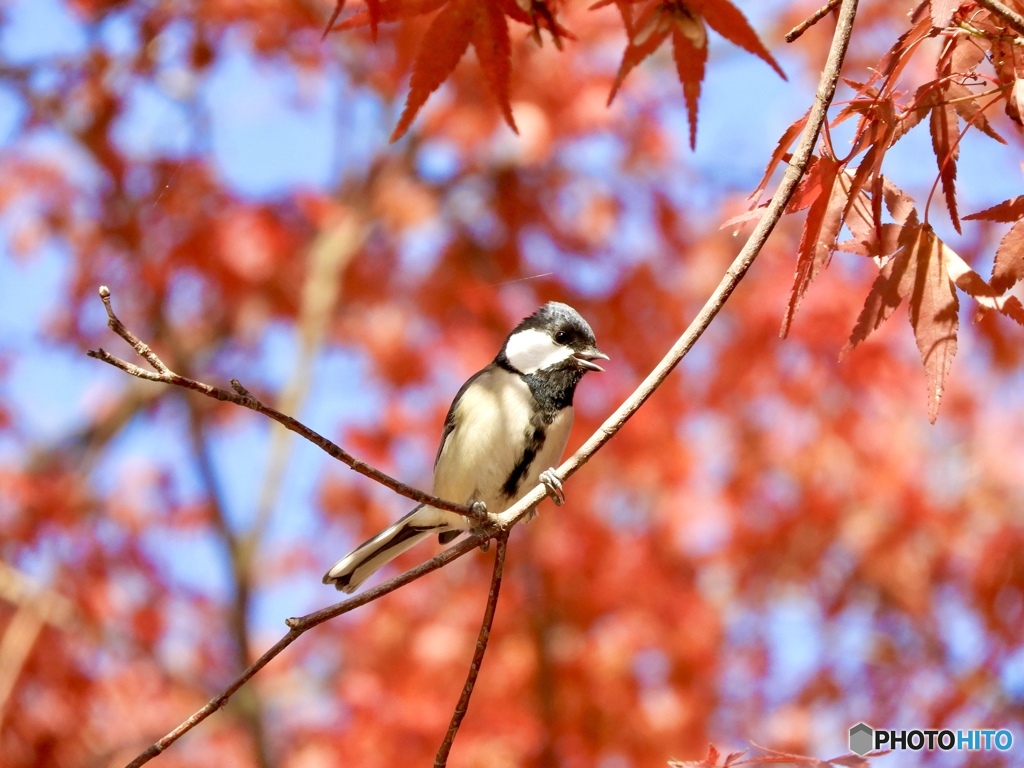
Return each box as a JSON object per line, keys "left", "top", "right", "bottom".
{"left": 573, "top": 347, "right": 610, "bottom": 372}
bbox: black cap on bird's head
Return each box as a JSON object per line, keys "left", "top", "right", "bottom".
{"left": 500, "top": 302, "right": 609, "bottom": 376}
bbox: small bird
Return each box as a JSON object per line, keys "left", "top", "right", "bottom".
{"left": 323, "top": 302, "right": 608, "bottom": 593}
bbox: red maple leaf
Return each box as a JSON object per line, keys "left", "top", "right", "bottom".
{"left": 831, "top": 90, "right": 902, "bottom": 235}
{"left": 750, "top": 109, "right": 809, "bottom": 201}
{"left": 930, "top": 0, "right": 959, "bottom": 28}
{"left": 781, "top": 152, "right": 851, "bottom": 337}
{"left": 964, "top": 195, "right": 1024, "bottom": 223}
{"left": 844, "top": 215, "right": 959, "bottom": 422}
{"left": 990, "top": 220, "right": 1024, "bottom": 294}
{"left": 671, "top": 6, "right": 708, "bottom": 150}
{"left": 928, "top": 96, "right": 961, "bottom": 232}
{"left": 943, "top": 236, "right": 1024, "bottom": 324}
{"left": 331, "top": 0, "right": 565, "bottom": 141}
{"left": 965, "top": 197, "right": 1024, "bottom": 292}
{"left": 838, "top": 177, "right": 914, "bottom": 262}
{"left": 387, "top": 0, "right": 517, "bottom": 142}
{"left": 605, "top": 0, "right": 783, "bottom": 148}
{"left": 669, "top": 743, "right": 721, "bottom": 768}
{"left": 686, "top": 0, "right": 784, "bottom": 79}
{"left": 944, "top": 81, "right": 1005, "bottom": 144}
{"left": 325, "top": 0, "right": 383, "bottom": 39}
{"left": 607, "top": 1, "right": 673, "bottom": 105}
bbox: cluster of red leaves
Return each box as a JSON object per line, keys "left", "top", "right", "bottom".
{"left": 748, "top": 0, "right": 1024, "bottom": 421}
{"left": 327, "top": 0, "right": 784, "bottom": 146}
{"left": 328, "top": 0, "right": 573, "bottom": 141}
{"left": 601, "top": 0, "right": 785, "bottom": 148}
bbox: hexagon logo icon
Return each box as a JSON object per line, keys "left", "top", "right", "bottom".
{"left": 849, "top": 722, "right": 873, "bottom": 756}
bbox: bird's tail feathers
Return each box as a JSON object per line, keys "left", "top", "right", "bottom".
{"left": 323, "top": 506, "right": 448, "bottom": 593}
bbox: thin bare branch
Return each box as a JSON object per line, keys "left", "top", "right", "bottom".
{"left": 94, "top": 286, "right": 170, "bottom": 374}
{"left": 434, "top": 531, "right": 509, "bottom": 767}
{"left": 976, "top": 0, "right": 1024, "bottom": 37}
{"left": 88, "top": 286, "right": 480, "bottom": 521}
{"left": 123, "top": 532, "right": 486, "bottom": 768}
{"left": 785, "top": 0, "right": 841, "bottom": 43}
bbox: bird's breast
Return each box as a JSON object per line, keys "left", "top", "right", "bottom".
{"left": 432, "top": 369, "right": 574, "bottom": 514}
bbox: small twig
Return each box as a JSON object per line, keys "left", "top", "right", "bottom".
{"left": 941, "top": 84, "right": 1010, "bottom": 106}
{"left": 95, "top": 287, "right": 170, "bottom": 374}
{"left": 786, "top": 0, "right": 841, "bottom": 43}
{"left": 123, "top": 532, "right": 486, "bottom": 768}
{"left": 88, "top": 287, "right": 480, "bottom": 521}
{"left": 975, "top": 0, "right": 1024, "bottom": 38}
{"left": 434, "top": 531, "right": 509, "bottom": 767}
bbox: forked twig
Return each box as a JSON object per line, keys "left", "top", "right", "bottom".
{"left": 102, "top": 1, "right": 859, "bottom": 763}
{"left": 87, "top": 287, "right": 481, "bottom": 521}
{"left": 434, "top": 531, "right": 509, "bottom": 767}
{"left": 122, "top": 533, "right": 486, "bottom": 768}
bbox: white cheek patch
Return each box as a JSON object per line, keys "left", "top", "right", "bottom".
{"left": 504, "top": 328, "right": 573, "bottom": 374}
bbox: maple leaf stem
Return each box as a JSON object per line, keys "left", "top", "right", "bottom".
{"left": 434, "top": 530, "right": 510, "bottom": 768}
{"left": 942, "top": 84, "right": 1010, "bottom": 106}
{"left": 86, "top": 286, "right": 483, "bottom": 521}
{"left": 974, "top": 0, "right": 1024, "bottom": 37}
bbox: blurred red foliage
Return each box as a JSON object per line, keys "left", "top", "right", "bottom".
{"left": 1, "top": 1, "right": 1023, "bottom": 767}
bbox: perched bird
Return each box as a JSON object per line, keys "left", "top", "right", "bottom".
{"left": 323, "top": 302, "right": 608, "bottom": 593}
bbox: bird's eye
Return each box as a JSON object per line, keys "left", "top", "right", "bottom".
{"left": 554, "top": 330, "right": 569, "bottom": 344}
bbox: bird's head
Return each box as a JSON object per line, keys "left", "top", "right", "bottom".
{"left": 500, "top": 302, "right": 609, "bottom": 376}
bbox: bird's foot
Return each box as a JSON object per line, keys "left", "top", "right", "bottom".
{"left": 470, "top": 501, "right": 488, "bottom": 523}
{"left": 539, "top": 468, "right": 565, "bottom": 506}
{"left": 469, "top": 501, "right": 493, "bottom": 550}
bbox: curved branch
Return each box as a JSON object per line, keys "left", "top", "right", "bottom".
{"left": 490, "top": 0, "right": 860, "bottom": 532}
{"left": 123, "top": 532, "right": 486, "bottom": 768}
